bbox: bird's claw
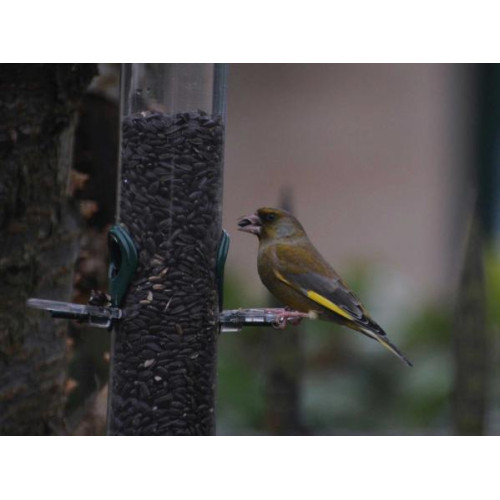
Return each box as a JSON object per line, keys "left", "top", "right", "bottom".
{"left": 265, "top": 309, "right": 311, "bottom": 329}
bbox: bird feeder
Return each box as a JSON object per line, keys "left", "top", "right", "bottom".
{"left": 107, "top": 63, "right": 228, "bottom": 435}
{"left": 26, "top": 63, "right": 312, "bottom": 436}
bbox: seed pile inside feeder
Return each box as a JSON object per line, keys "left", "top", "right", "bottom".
{"left": 108, "top": 110, "right": 224, "bottom": 435}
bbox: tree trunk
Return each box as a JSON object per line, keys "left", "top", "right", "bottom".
{"left": 452, "top": 208, "right": 489, "bottom": 435}
{"left": 0, "top": 63, "right": 97, "bottom": 435}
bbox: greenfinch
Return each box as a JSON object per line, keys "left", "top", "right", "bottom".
{"left": 238, "top": 207, "right": 412, "bottom": 367}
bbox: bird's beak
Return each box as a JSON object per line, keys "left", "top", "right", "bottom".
{"left": 237, "top": 213, "right": 262, "bottom": 236}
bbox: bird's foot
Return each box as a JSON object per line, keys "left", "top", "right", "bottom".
{"left": 265, "top": 308, "right": 311, "bottom": 329}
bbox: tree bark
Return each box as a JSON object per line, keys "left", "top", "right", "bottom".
{"left": 0, "top": 64, "right": 97, "bottom": 435}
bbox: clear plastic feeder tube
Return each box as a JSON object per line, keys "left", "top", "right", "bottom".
{"left": 108, "top": 64, "right": 227, "bottom": 435}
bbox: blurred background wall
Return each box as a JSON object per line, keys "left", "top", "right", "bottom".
{"left": 223, "top": 63, "right": 473, "bottom": 327}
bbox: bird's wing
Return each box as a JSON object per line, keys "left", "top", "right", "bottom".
{"left": 272, "top": 244, "right": 376, "bottom": 328}
{"left": 275, "top": 268, "right": 368, "bottom": 322}
{"left": 272, "top": 244, "right": 413, "bottom": 367}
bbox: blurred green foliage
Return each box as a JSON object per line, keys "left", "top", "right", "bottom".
{"left": 486, "top": 246, "right": 500, "bottom": 326}
{"left": 484, "top": 247, "right": 500, "bottom": 435}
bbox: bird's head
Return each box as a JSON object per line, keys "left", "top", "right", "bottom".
{"left": 237, "top": 207, "right": 306, "bottom": 241}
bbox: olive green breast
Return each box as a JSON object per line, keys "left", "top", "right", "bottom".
{"left": 257, "top": 244, "right": 319, "bottom": 313}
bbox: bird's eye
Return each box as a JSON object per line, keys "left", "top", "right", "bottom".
{"left": 264, "top": 213, "right": 276, "bottom": 222}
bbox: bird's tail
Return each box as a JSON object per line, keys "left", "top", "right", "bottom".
{"left": 360, "top": 326, "right": 413, "bottom": 367}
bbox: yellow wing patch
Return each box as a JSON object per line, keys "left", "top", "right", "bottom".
{"left": 306, "top": 290, "right": 354, "bottom": 320}
{"left": 273, "top": 269, "right": 354, "bottom": 320}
